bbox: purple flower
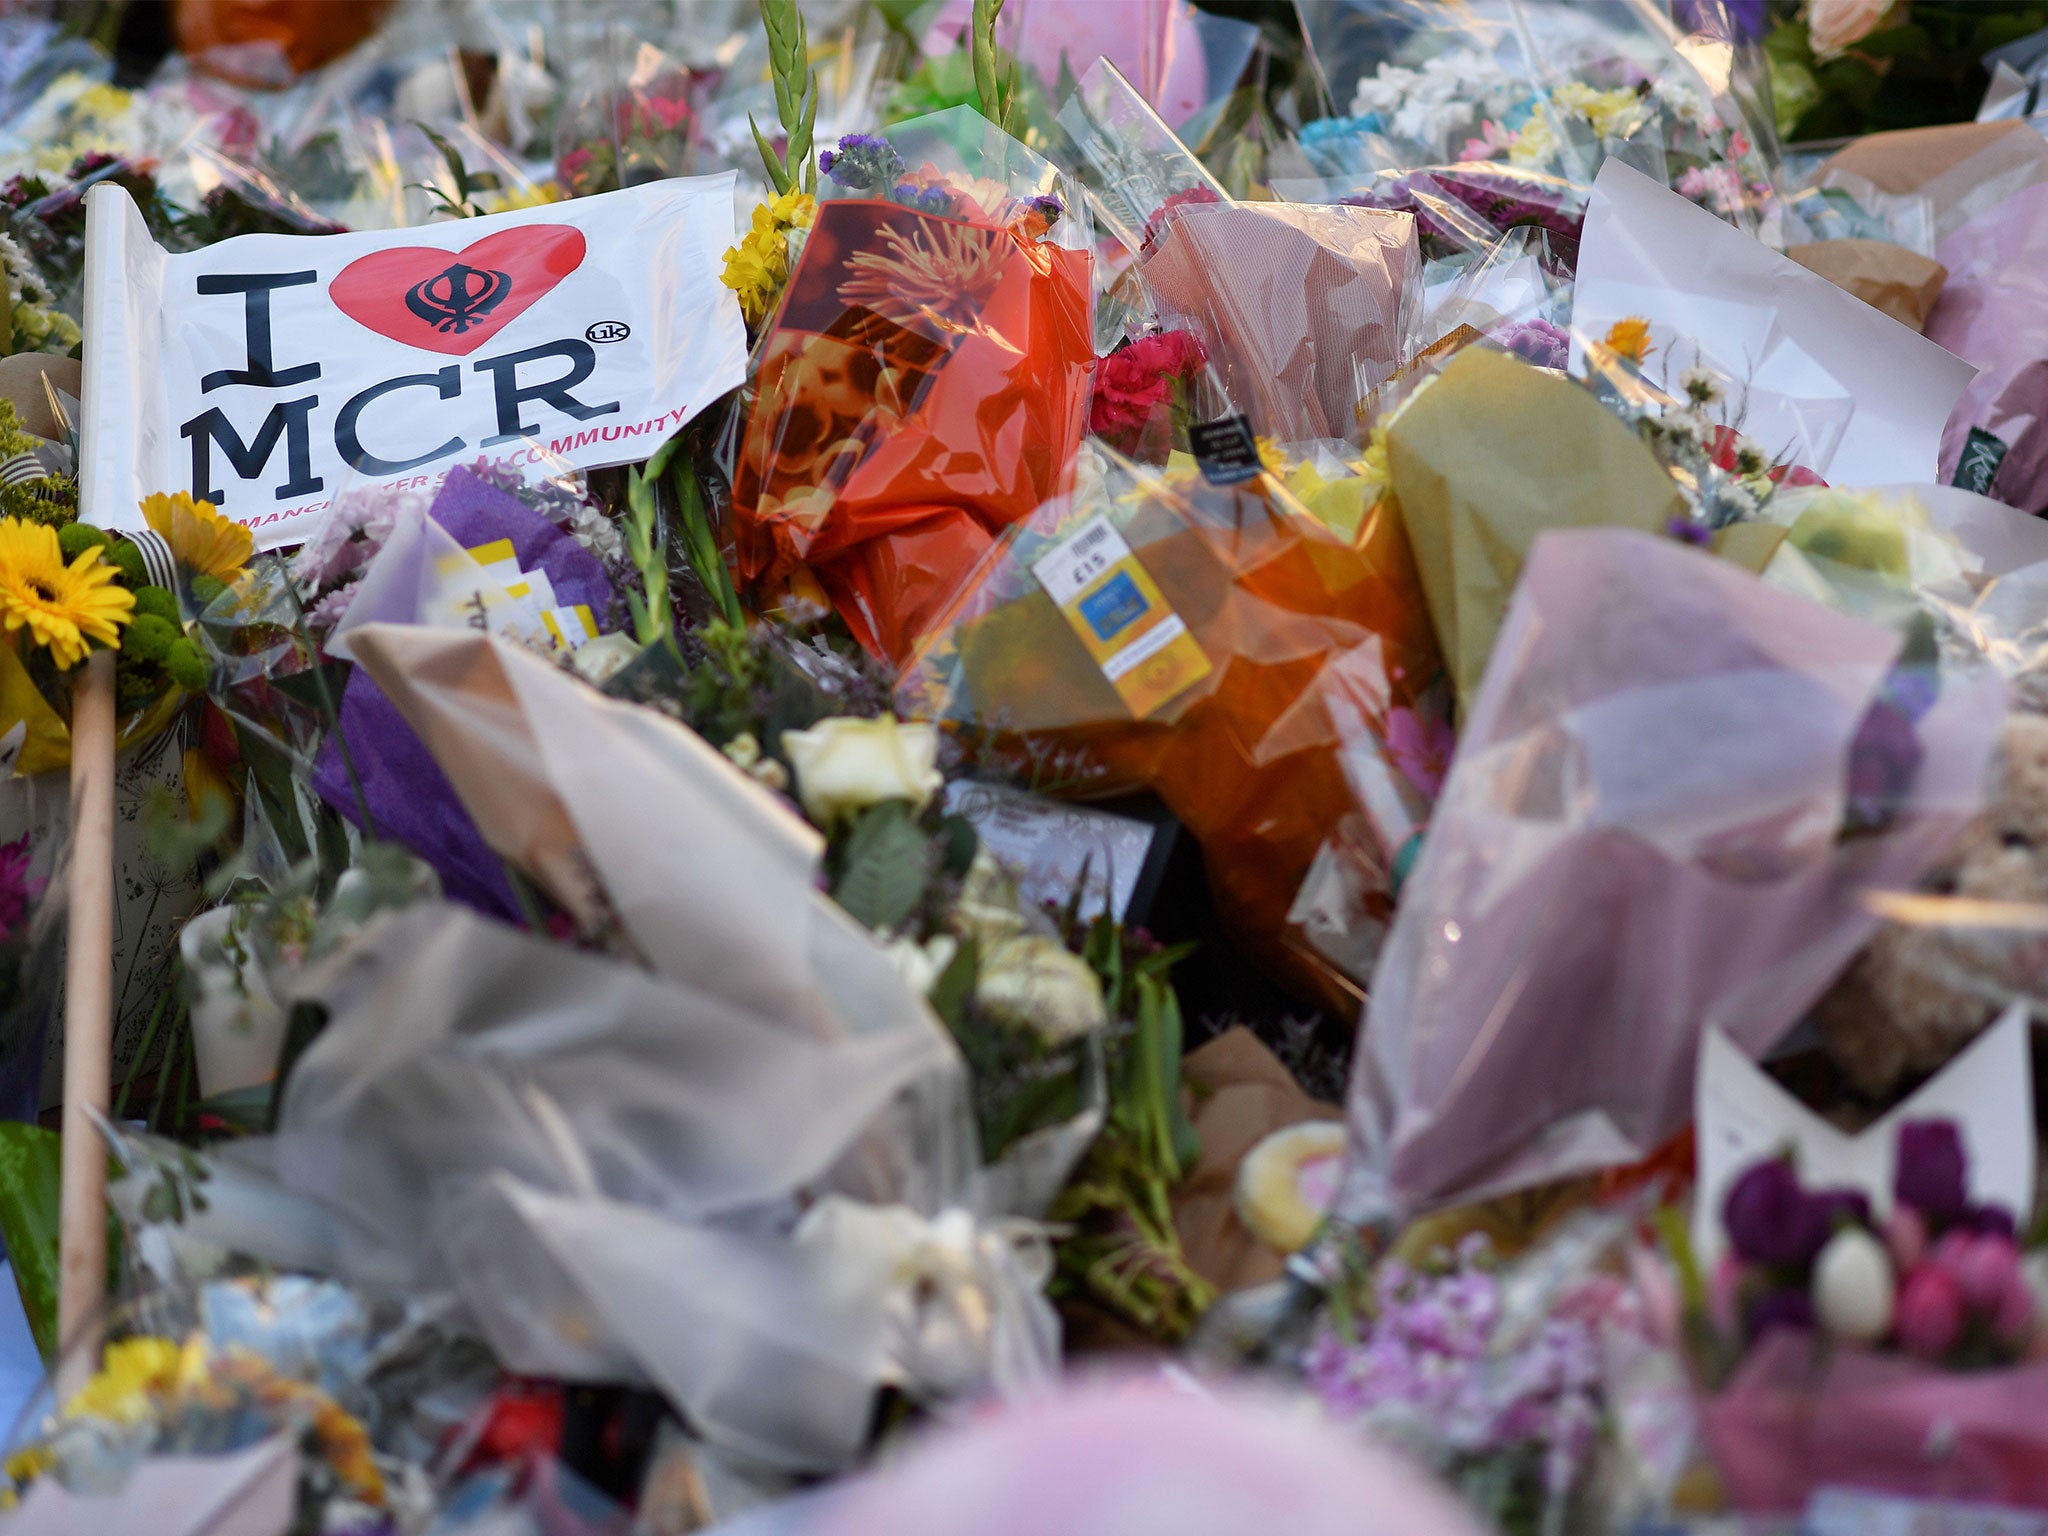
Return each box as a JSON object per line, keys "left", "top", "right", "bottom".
{"left": 1667, "top": 515, "right": 1714, "bottom": 548}
{"left": 820, "top": 133, "right": 904, "bottom": 192}
{"left": 892, "top": 181, "right": 954, "bottom": 215}
{"left": 1845, "top": 694, "right": 1923, "bottom": 832}
{"left": 1491, "top": 317, "right": 1569, "bottom": 371}
{"left": 0, "top": 835, "right": 38, "bottom": 941}
{"left": 1744, "top": 1286, "right": 1816, "bottom": 1338}
{"left": 1723, "top": 1157, "right": 1833, "bottom": 1270}
{"left": 1895, "top": 1120, "right": 1969, "bottom": 1225}
{"left": 1966, "top": 1204, "right": 2018, "bottom": 1238}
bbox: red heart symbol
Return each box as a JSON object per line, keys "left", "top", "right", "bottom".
{"left": 329, "top": 225, "right": 587, "bottom": 356}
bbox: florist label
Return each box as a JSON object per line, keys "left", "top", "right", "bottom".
{"left": 79, "top": 176, "right": 747, "bottom": 550}
{"left": 1031, "top": 513, "right": 1210, "bottom": 719}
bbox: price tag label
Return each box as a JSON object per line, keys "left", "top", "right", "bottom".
{"left": 1031, "top": 514, "right": 1211, "bottom": 718}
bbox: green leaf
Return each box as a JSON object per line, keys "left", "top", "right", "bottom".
{"left": 0, "top": 1123, "right": 62, "bottom": 1361}
{"left": 833, "top": 801, "right": 935, "bottom": 930}
{"left": 927, "top": 934, "right": 979, "bottom": 1028}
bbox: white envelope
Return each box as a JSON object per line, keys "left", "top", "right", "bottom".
{"left": 1692, "top": 1003, "right": 2035, "bottom": 1268}
{"left": 1572, "top": 160, "right": 1976, "bottom": 487}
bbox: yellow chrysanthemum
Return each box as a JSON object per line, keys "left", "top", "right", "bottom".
{"left": 1604, "top": 316, "right": 1654, "bottom": 364}
{"left": 720, "top": 189, "right": 818, "bottom": 326}
{"left": 62, "top": 1336, "right": 181, "bottom": 1424}
{"left": 140, "top": 491, "right": 252, "bottom": 580}
{"left": 0, "top": 518, "right": 134, "bottom": 669}
{"left": 487, "top": 180, "right": 566, "bottom": 213}
{"left": 1553, "top": 82, "right": 1643, "bottom": 140}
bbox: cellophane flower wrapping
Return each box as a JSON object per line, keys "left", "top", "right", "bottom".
{"left": 1701, "top": 1332, "right": 2048, "bottom": 1512}
{"left": 1340, "top": 527, "right": 2005, "bottom": 1224}
{"left": 1139, "top": 199, "right": 1420, "bottom": 443}
{"left": 731, "top": 110, "right": 1094, "bottom": 662}
{"left": 899, "top": 445, "right": 1441, "bottom": 1011}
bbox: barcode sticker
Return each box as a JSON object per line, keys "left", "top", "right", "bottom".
{"left": 1031, "top": 514, "right": 1211, "bottom": 718}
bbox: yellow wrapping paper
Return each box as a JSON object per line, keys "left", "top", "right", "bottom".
{"left": 1385, "top": 347, "right": 1686, "bottom": 713}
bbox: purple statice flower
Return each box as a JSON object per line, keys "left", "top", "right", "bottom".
{"left": 891, "top": 181, "right": 955, "bottom": 216}
{"left": 1895, "top": 1119, "right": 1969, "bottom": 1225}
{"left": 0, "top": 834, "right": 38, "bottom": 941}
{"left": 820, "top": 133, "right": 904, "bottom": 192}
{"left": 1667, "top": 514, "right": 1713, "bottom": 548}
{"left": 1491, "top": 317, "right": 1569, "bottom": 371}
{"left": 1723, "top": 1157, "right": 1834, "bottom": 1270}
{"left": 1028, "top": 193, "right": 1064, "bottom": 226}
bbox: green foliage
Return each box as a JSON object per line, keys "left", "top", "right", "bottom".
{"left": 1766, "top": 1, "right": 2048, "bottom": 140}
{"left": 971, "top": 0, "right": 1026, "bottom": 138}
{"left": 106, "top": 540, "right": 146, "bottom": 585}
{"left": 621, "top": 460, "right": 674, "bottom": 649}
{"left": 753, "top": 0, "right": 820, "bottom": 196}
{"left": 163, "top": 638, "right": 209, "bottom": 692}
{"left": 131, "top": 584, "right": 179, "bottom": 623}
{"left": 410, "top": 123, "right": 501, "bottom": 219}
{"left": 121, "top": 612, "right": 178, "bottom": 664}
{"left": 55, "top": 521, "right": 107, "bottom": 560}
{"left": 832, "top": 800, "right": 937, "bottom": 928}
{"left": 0, "top": 1122, "right": 60, "bottom": 1360}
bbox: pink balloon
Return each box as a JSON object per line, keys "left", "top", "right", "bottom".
{"left": 817, "top": 1379, "right": 1486, "bottom": 1536}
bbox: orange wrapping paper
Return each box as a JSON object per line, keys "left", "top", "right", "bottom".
{"left": 903, "top": 452, "right": 1442, "bottom": 1010}
{"left": 733, "top": 198, "right": 1093, "bottom": 661}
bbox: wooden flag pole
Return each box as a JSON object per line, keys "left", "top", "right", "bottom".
{"left": 56, "top": 647, "right": 117, "bottom": 1366}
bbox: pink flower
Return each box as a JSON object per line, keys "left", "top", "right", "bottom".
{"left": 1883, "top": 1205, "right": 1928, "bottom": 1271}
{"left": 1895, "top": 1265, "right": 1965, "bottom": 1359}
{"left": 1808, "top": 0, "right": 1895, "bottom": 60}
{"left": 1461, "top": 121, "right": 1517, "bottom": 161}
{"left": 1707, "top": 1253, "right": 1745, "bottom": 1339}
{"left": 1994, "top": 1268, "right": 2037, "bottom": 1347}
{"left": 1385, "top": 707, "right": 1455, "bottom": 799}
{"left": 1933, "top": 1229, "right": 2023, "bottom": 1314}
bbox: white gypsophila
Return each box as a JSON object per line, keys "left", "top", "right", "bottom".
{"left": 1716, "top": 477, "right": 1763, "bottom": 521}
{"left": 1351, "top": 49, "right": 1522, "bottom": 152}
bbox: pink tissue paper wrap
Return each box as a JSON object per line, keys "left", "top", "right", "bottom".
{"left": 1701, "top": 1332, "right": 2048, "bottom": 1513}
{"left": 1929, "top": 179, "right": 2048, "bottom": 514}
{"left": 1339, "top": 528, "right": 2004, "bottom": 1221}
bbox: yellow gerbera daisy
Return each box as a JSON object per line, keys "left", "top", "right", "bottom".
{"left": 1604, "top": 316, "right": 1654, "bottom": 364}
{"left": 140, "top": 491, "right": 253, "bottom": 580}
{"left": 0, "top": 518, "right": 134, "bottom": 669}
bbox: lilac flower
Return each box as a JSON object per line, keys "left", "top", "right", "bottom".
{"left": 1895, "top": 1119, "right": 1969, "bottom": 1225}
{"left": 820, "top": 133, "right": 904, "bottom": 192}
{"left": 1666, "top": 515, "right": 1714, "bottom": 548}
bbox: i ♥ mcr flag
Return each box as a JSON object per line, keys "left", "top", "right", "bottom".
{"left": 81, "top": 174, "right": 747, "bottom": 549}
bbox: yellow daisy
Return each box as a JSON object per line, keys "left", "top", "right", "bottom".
{"left": 1604, "top": 316, "right": 1654, "bottom": 365}
{"left": 0, "top": 518, "right": 134, "bottom": 669}
{"left": 140, "top": 491, "right": 253, "bottom": 580}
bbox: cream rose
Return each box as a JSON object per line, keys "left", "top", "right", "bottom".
{"left": 781, "top": 716, "right": 943, "bottom": 824}
{"left": 1808, "top": 0, "right": 1896, "bottom": 60}
{"left": 974, "top": 934, "right": 1107, "bottom": 1045}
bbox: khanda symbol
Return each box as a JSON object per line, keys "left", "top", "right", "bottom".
{"left": 405, "top": 260, "right": 513, "bottom": 335}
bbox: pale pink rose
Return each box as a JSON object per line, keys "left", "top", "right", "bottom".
{"left": 1808, "top": 0, "right": 1897, "bottom": 60}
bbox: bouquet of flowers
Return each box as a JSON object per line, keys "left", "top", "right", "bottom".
{"left": 730, "top": 112, "right": 1094, "bottom": 662}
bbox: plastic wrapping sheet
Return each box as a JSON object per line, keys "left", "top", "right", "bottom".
{"left": 730, "top": 111, "right": 1093, "bottom": 662}
{"left": 1927, "top": 179, "right": 2048, "bottom": 513}
{"left": 1339, "top": 527, "right": 2005, "bottom": 1223}
{"left": 1572, "top": 160, "right": 1977, "bottom": 488}
{"left": 1294, "top": 0, "right": 1781, "bottom": 237}
{"left": 1140, "top": 199, "right": 1420, "bottom": 445}
{"left": 899, "top": 445, "right": 1441, "bottom": 1011}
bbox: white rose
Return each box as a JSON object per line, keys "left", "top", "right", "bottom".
{"left": 781, "top": 716, "right": 943, "bottom": 824}
{"left": 950, "top": 846, "right": 1029, "bottom": 950}
{"left": 975, "top": 935, "right": 1107, "bottom": 1045}
{"left": 1808, "top": 0, "right": 1895, "bottom": 60}
{"left": 880, "top": 933, "right": 960, "bottom": 998}
{"left": 1813, "top": 1227, "right": 1896, "bottom": 1343}
{"left": 569, "top": 630, "right": 641, "bottom": 686}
